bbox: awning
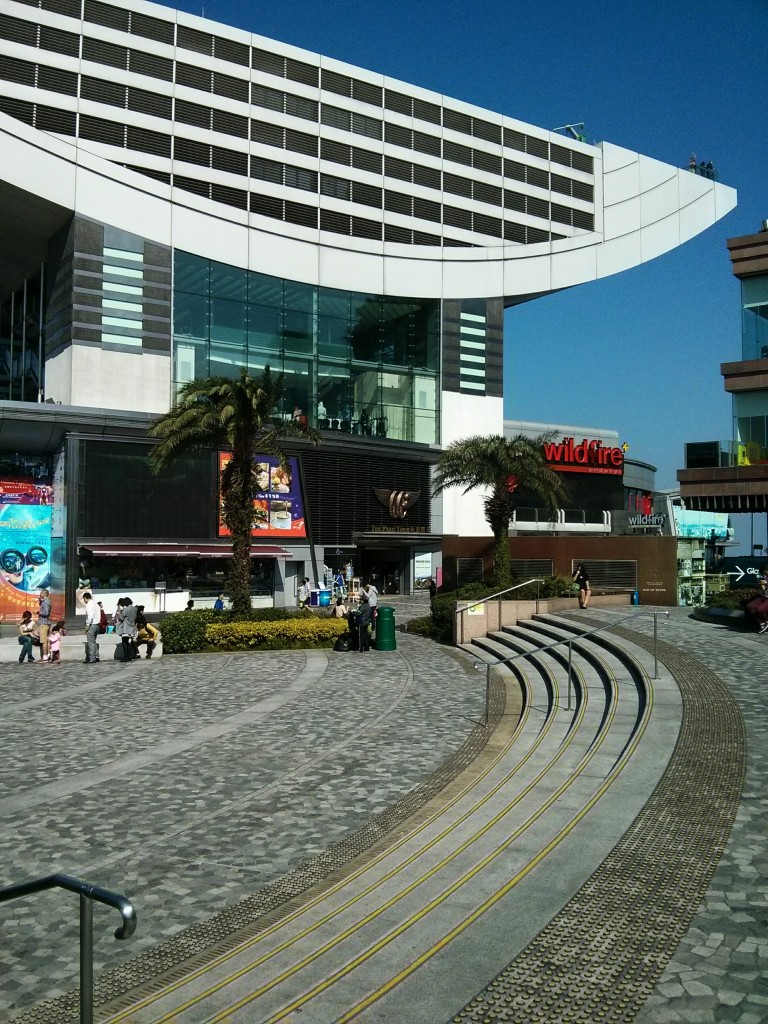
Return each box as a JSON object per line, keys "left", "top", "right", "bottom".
{"left": 80, "top": 543, "right": 293, "bottom": 559}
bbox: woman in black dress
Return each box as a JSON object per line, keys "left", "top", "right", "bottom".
{"left": 572, "top": 563, "right": 590, "bottom": 609}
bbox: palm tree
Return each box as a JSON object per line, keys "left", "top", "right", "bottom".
{"left": 432, "top": 434, "right": 569, "bottom": 588}
{"left": 149, "top": 367, "right": 317, "bottom": 615}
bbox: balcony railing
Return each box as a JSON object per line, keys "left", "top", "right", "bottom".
{"left": 511, "top": 508, "right": 611, "bottom": 532}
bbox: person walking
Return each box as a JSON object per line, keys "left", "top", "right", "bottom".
{"left": 297, "top": 577, "right": 311, "bottom": 609}
{"left": 572, "top": 563, "right": 591, "bottom": 609}
{"left": 17, "top": 610, "right": 37, "bottom": 663}
{"left": 83, "top": 592, "right": 101, "bottom": 663}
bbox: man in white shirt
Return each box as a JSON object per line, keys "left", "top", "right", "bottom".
{"left": 83, "top": 592, "right": 101, "bottom": 664}
{"left": 362, "top": 581, "right": 378, "bottom": 631}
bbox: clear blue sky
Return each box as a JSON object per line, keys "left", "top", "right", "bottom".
{"left": 176, "top": 0, "right": 766, "bottom": 492}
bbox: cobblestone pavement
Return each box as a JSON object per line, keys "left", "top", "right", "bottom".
{"left": 628, "top": 608, "right": 768, "bottom": 1024}
{"left": 0, "top": 626, "right": 484, "bottom": 1018}
{"left": 2, "top": 600, "right": 767, "bottom": 1024}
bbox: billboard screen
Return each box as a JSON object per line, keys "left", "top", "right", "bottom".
{"left": 218, "top": 453, "right": 307, "bottom": 539}
{"left": 0, "top": 486, "right": 54, "bottom": 620}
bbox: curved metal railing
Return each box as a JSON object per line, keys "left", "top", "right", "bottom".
{"left": 454, "top": 578, "right": 545, "bottom": 643}
{"left": 0, "top": 873, "right": 137, "bottom": 1024}
{"left": 475, "top": 609, "right": 669, "bottom": 718}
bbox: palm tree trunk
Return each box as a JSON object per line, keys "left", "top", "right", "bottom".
{"left": 492, "top": 529, "right": 512, "bottom": 589}
{"left": 226, "top": 452, "right": 254, "bottom": 616}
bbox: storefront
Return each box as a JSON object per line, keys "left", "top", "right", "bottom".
{"left": 0, "top": 402, "right": 438, "bottom": 621}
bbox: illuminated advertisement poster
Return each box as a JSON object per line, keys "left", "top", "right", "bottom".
{"left": 673, "top": 508, "right": 731, "bottom": 540}
{"left": 218, "top": 453, "right": 307, "bottom": 538}
{"left": 0, "top": 490, "right": 53, "bottom": 620}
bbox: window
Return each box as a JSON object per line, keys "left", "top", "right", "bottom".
{"left": 252, "top": 83, "right": 284, "bottom": 112}
{"left": 252, "top": 157, "right": 283, "bottom": 184}
{"left": 351, "top": 112, "right": 382, "bottom": 139}
{"left": 321, "top": 174, "right": 351, "bottom": 200}
{"left": 284, "top": 165, "right": 317, "bottom": 192}
{"left": 321, "top": 104, "right": 351, "bottom": 131}
{"left": 285, "top": 93, "right": 318, "bottom": 121}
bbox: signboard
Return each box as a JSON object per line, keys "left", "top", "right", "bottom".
{"left": 720, "top": 557, "right": 768, "bottom": 589}
{"left": 413, "top": 552, "right": 432, "bottom": 578}
{"left": 543, "top": 437, "right": 624, "bottom": 476}
{"left": 218, "top": 453, "right": 307, "bottom": 538}
{"left": 0, "top": 483, "right": 53, "bottom": 620}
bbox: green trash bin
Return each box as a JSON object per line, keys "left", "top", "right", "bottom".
{"left": 374, "top": 605, "right": 397, "bottom": 651}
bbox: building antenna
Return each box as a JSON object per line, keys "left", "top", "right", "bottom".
{"left": 554, "top": 123, "right": 586, "bottom": 142}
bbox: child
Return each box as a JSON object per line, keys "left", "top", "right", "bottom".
{"left": 49, "top": 620, "right": 66, "bottom": 664}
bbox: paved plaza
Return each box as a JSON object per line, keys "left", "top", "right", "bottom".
{"left": 0, "top": 603, "right": 766, "bottom": 1022}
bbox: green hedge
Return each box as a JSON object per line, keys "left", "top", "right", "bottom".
{"left": 161, "top": 607, "right": 317, "bottom": 654}
{"left": 206, "top": 617, "right": 347, "bottom": 651}
{"left": 704, "top": 587, "right": 759, "bottom": 611}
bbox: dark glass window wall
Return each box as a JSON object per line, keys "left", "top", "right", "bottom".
{"left": 173, "top": 252, "right": 440, "bottom": 443}
{"left": 0, "top": 269, "right": 45, "bottom": 401}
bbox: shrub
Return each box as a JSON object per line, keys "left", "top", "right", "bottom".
{"left": 704, "top": 588, "right": 758, "bottom": 611}
{"left": 161, "top": 610, "right": 219, "bottom": 654}
{"left": 160, "top": 607, "right": 316, "bottom": 653}
{"left": 404, "top": 614, "right": 440, "bottom": 638}
{"left": 206, "top": 617, "right": 347, "bottom": 651}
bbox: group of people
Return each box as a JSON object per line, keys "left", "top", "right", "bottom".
{"left": 332, "top": 581, "right": 378, "bottom": 651}
{"left": 17, "top": 589, "right": 66, "bottom": 665}
{"left": 83, "top": 592, "right": 159, "bottom": 663}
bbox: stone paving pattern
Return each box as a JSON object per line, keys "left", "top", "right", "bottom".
{"left": 629, "top": 610, "right": 768, "bottom": 1024}
{"left": 1, "top": 600, "right": 767, "bottom": 1023}
{"left": 0, "top": 609, "right": 484, "bottom": 1017}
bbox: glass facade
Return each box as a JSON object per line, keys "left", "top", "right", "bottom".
{"left": 0, "top": 269, "right": 45, "bottom": 402}
{"left": 173, "top": 251, "right": 440, "bottom": 443}
{"left": 741, "top": 275, "right": 768, "bottom": 361}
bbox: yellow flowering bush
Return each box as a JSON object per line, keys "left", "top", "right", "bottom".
{"left": 205, "top": 617, "right": 347, "bottom": 651}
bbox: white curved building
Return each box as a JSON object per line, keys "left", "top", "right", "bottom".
{"left": 0, "top": 0, "right": 736, "bottom": 565}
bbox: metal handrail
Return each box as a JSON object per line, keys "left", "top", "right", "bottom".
{"left": 0, "top": 873, "right": 137, "bottom": 1024}
{"left": 477, "top": 609, "right": 669, "bottom": 720}
{"left": 454, "top": 578, "right": 545, "bottom": 643}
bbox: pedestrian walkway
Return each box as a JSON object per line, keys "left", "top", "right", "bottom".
{"left": 0, "top": 607, "right": 765, "bottom": 1023}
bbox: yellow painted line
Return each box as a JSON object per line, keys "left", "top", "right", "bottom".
{"left": 336, "top": 677, "right": 654, "bottom": 1023}
{"left": 109, "top": 639, "right": 621, "bottom": 1024}
{"left": 200, "top": 667, "right": 621, "bottom": 1022}
{"left": 103, "top": 659, "right": 551, "bottom": 1023}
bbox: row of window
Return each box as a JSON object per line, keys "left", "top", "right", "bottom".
{"left": 3, "top": 5, "right": 594, "bottom": 174}
{"left": 0, "top": 88, "right": 593, "bottom": 237}
{"left": 0, "top": 56, "right": 595, "bottom": 212}
{"left": 0, "top": 88, "right": 594, "bottom": 237}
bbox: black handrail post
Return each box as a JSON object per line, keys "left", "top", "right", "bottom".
{"left": 567, "top": 639, "right": 573, "bottom": 711}
{"left": 80, "top": 893, "right": 93, "bottom": 1024}
{"left": 0, "top": 874, "right": 136, "bottom": 1024}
